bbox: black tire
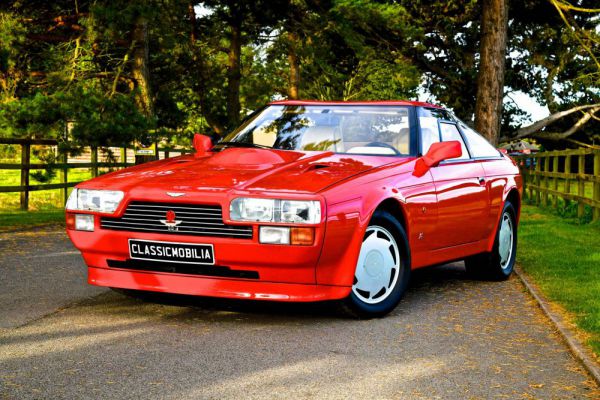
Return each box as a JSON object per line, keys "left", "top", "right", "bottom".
{"left": 465, "top": 201, "right": 517, "bottom": 281}
{"left": 338, "top": 210, "right": 411, "bottom": 318}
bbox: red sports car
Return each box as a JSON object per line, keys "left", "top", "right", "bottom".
{"left": 66, "top": 100, "right": 521, "bottom": 317}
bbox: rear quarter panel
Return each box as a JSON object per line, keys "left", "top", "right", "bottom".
{"left": 481, "top": 156, "right": 523, "bottom": 250}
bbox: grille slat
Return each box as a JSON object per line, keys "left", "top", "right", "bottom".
{"left": 124, "top": 209, "right": 220, "bottom": 215}
{"left": 127, "top": 207, "right": 221, "bottom": 217}
{"left": 100, "top": 201, "right": 253, "bottom": 239}
{"left": 126, "top": 204, "right": 222, "bottom": 212}
{"left": 120, "top": 217, "right": 225, "bottom": 224}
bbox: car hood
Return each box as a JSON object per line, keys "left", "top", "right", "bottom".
{"left": 78, "top": 148, "right": 413, "bottom": 194}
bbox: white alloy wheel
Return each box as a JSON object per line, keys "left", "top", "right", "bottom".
{"left": 352, "top": 226, "right": 401, "bottom": 304}
{"left": 498, "top": 212, "right": 514, "bottom": 270}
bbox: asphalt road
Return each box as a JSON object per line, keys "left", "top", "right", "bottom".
{"left": 0, "top": 227, "right": 598, "bottom": 399}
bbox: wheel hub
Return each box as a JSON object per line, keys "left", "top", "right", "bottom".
{"left": 498, "top": 212, "right": 513, "bottom": 270}
{"left": 364, "top": 250, "right": 384, "bottom": 277}
{"left": 352, "top": 226, "right": 401, "bottom": 304}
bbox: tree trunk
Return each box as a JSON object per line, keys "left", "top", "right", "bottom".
{"left": 131, "top": 15, "right": 155, "bottom": 164}
{"left": 287, "top": 32, "right": 300, "bottom": 99}
{"left": 474, "top": 0, "right": 509, "bottom": 145}
{"left": 226, "top": 17, "right": 242, "bottom": 127}
{"left": 131, "top": 15, "right": 153, "bottom": 117}
{"left": 188, "top": 3, "right": 197, "bottom": 44}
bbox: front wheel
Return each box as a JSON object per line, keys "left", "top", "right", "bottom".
{"left": 339, "top": 210, "right": 411, "bottom": 318}
{"left": 465, "top": 201, "right": 517, "bottom": 280}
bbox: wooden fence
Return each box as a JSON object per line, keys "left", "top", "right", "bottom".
{"left": 513, "top": 148, "right": 600, "bottom": 221}
{"left": 0, "top": 138, "right": 193, "bottom": 210}
{"left": 2, "top": 138, "right": 599, "bottom": 220}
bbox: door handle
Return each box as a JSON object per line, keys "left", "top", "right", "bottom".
{"left": 478, "top": 176, "right": 486, "bottom": 185}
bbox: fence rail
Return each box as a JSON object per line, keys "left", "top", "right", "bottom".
{"left": 0, "top": 138, "right": 193, "bottom": 210}
{"left": 513, "top": 148, "right": 600, "bottom": 221}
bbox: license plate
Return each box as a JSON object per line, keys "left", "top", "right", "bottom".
{"left": 128, "top": 239, "right": 215, "bottom": 265}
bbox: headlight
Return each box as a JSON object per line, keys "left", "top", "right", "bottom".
{"left": 65, "top": 188, "right": 124, "bottom": 213}
{"left": 230, "top": 198, "right": 321, "bottom": 224}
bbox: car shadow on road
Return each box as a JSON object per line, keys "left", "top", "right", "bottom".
{"left": 109, "top": 262, "right": 482, "bottom": 321}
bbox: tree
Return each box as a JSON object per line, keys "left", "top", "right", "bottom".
{"left": 1, "top": 0, "right": 599, "bottom": 150}
{"left": 474, "top": 0, "right": 509, "bottom": 145}
{"left": 398, "top": 0, "right": 599, "bottom": 148}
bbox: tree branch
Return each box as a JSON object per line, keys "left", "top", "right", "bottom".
{"left": 513, "top": 103, "right": 600, "bottom": 137}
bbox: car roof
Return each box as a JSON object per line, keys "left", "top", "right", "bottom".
{"left": 269, "top": 99, "right": 442, "bottom": 108}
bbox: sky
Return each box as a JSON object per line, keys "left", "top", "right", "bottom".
{"left": 507, "top": 91, "right": 550, "bottom": 123}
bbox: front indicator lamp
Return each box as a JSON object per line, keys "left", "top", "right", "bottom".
{"left": 259, "top": 226, "right": 315, "bottom": 246}
{"left": 290, "top": 227, "right": 315, "bottom": 246}
{"left": 66, "top": 212, "right": 94, "bottom": 231}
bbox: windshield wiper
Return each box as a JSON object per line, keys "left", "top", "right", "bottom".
{"left": 213, "top": 141, "right": 273, "bottom": 150}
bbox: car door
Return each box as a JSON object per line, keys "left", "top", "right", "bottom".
{"left": 457, "top": 121, "right": 508, "bottom": 240}
{"left": 418, "top": 108, "right": 490, "bottom": 249}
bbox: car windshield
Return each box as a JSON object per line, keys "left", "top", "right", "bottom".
{"left": 217, "top": 105, "right": 412, "bottom": 156}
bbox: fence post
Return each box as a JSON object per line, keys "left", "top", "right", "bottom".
{"left": 19, "top": 142, "right": 31, "bottom": 211}
{"left": 120, "top": 147, "right": 127, "bottom": 167}
{"left": 578, "top": 154, "right": 585, "bottom": 218}
{"left": 543, "top": 156, "right": 550, "bottom": 206}
{"left": 564, "top": 155, "right": 571, "bottom": 208}
{"left": 60, "top": 147, "right": 68, "bottom": 206}
{"left": 594, "top": 151, "right": 600, "bottom": 222}
{"left": 520, "top": 160, "right": 527, "bottom": 201}
{"left": 91, "top": 146, "right": 98, "bottom": 178}
{"left": 552, "top": 155, "right": 559, "bottom": 208}
{"left": 535, "top": 155, "right": 541, "bottom": 205}
{"left": 523, "top": 157, "right": 535, "bottom": 203}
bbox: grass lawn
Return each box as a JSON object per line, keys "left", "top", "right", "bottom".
{"left": 517, "top": 204, "right": 600, "bottom": 356}
{"left": 0, "top": 209, "right": 65, "bottom": 231}
{"left": 0, "top": 168, "right": 95, "bottom": 210}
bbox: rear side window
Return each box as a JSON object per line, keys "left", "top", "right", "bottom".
{"left": 439, "top": 122, "right": 469, "bottom": 160}
{"left": 459, "top": 123, "right": 501, "bottom": 158}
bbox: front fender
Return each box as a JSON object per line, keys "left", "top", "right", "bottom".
{"left": 316, "top": 167, "right": 437, "bottom": 285}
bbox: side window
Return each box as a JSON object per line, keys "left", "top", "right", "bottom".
{"left": 439, "top": 122, "right": 469, "bottom": 160}
{"left": 419, "top": 115, "right": 440, "bottom": 154}
{"left": 459, "top": 123, "right": 501, "bottom": 158}
{"left": 418, "top": 108, "right": 443, "bottom": 154}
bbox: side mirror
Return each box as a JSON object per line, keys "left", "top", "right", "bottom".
{"left": 413, "top": 141, "right": 462, "bottom": 177}
{"left": 193, "top": 133, "right": 213, "bottom": 157}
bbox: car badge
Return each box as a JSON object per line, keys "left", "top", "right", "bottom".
{"left": 160, "top": 210, "right": 183, "bottom": 231}
{"left": 167, "top": 192, "right": 185, "bottom": 197}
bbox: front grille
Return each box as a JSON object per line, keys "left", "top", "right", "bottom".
{"left": 107, "top": 259, "right": 259, "bottom": 279}
{"left": 100, "top": 201, "right": 253, "bottom": 239}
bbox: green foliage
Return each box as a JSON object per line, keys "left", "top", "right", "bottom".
{"left": 0, "top": 0, "right": 598, "bottom": 145}
{"left": 0, "top": 88, "right": 151, "bottom": 147}
{"left": 0, "top": 10, "right": 26, "bottom": 101}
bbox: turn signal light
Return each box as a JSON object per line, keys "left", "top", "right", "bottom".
{"left": 66, "top": 212, "right": 76, "bottom": 230}
{"left": 66, "top": 212, "right": 95, "bottom": 231}
{"left": 291, "top": 227, "right": 314, "bottom": 246}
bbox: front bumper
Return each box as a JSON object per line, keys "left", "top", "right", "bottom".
{"left": 66, "top": 187, "right": 366, "bottom": 301}
{"left": 89, "top": 266, "right": 350, "bottom": 301}
{"left": 68, "top": 214, "right": 354, "bottom": 301}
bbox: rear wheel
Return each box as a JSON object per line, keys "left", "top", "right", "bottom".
{"left": 465, "top": 201, "right": 517, "bottom": 280}
{"left": 339, "top": 210, "right": 411, "bottom": 318}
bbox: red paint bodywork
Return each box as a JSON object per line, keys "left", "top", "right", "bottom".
{"left": 67, "top": 102, "right": 521, "bottom": 302}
